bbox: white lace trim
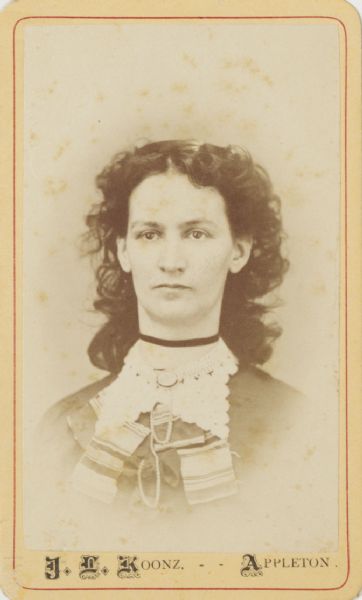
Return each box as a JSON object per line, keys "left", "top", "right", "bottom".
{"left": 92, "top": 339, "right": 238, "bottom": 440}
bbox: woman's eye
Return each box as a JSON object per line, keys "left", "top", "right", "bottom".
{"left": 187, "top": 230, "right": 208, "bottom": 240}
{"left": 138, "top": 231, "right": 160, "bottom": 241}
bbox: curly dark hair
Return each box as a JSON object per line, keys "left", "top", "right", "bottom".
{"left": 85, "top": 140, "right": 289, "bottom": 373}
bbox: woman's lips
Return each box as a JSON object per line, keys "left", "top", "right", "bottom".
{"left": 154, "top": 284, "right": 191, "bottom": 289}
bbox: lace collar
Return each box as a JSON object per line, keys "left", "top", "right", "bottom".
{"left": 91, "top": 338, "right": 238, "bottom": 440}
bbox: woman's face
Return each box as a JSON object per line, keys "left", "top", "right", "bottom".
{"left": 117, "top": 171, "right": 251, "bottom": 336}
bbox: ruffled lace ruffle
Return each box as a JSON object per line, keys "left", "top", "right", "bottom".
{"left": 91, "top": 339, "right": 238, "bottom": 440}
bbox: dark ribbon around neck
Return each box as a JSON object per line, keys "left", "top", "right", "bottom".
{"left": 139, "top": 333, "right": 220, "bottom": 348}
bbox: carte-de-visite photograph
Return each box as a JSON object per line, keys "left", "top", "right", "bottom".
{"left": 23, "top": 18, "right": 341, "bottom": 553}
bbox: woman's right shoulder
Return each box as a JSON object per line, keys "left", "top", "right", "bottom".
{"left": 38, "top": 373, "right": 116, "bottom": 435}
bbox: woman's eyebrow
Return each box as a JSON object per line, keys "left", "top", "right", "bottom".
{"left": 130, "top": 220, "right": 163, "bottom": 230}
{"left": 129, "top": 219, "right": 218, "bottom": 230}
{"left": 181, "top": 219, "right": 218, "bottom": 228}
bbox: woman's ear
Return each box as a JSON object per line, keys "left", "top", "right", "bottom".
{"left": 116, "top": 238, "right": 131, "bottom": 273}
{"left": 229, "top": 236, "right": 252, "bottom": 274}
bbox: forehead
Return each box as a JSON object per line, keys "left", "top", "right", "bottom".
{"left": 128, "top": 172, "right": 227, "bottom": 223}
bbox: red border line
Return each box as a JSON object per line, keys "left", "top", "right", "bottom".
{"left": 12, "top": 14, "right": 348, "bottom": 24}
{"left": 12, "top": 14, "right": 17, "bottom": 573}
{"left": 13, "top": 14, "right": 349, "bottom": 591}
{"left": 344, "top": 6, "right": 350, "bottom": 592}
{"left": 18, "top": 584, "right": 353, "bottom": 592}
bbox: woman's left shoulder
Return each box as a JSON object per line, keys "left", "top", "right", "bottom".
{"left": 227, "top": 365, "right": 311, "bottom": 444}
{"left": 229, "top": 364, "right": 304, "bottom": 406}
{"left": 228, "top": 365, "right": 314, "bottom": 462}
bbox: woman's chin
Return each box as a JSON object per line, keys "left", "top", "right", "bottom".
{"left": 146, "top": 303, "right": 203, "bottom": 327}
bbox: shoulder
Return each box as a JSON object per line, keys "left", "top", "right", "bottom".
{"left": 42, "top": 374, "right": 115, "bottom": 421}
{"left": 229, "top": 364, "right": 303, "bottom": 405}
{"left": 37, "top": 373, "right": 116, "bottom": 444}
{"left": 228, "top": 365, "right": 306, "bottom": 447}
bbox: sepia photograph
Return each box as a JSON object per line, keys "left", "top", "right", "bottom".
{"left": 20, "top": 18, "right": 343, "bottom": 555}
{"left": 0, "top": 0, "right": 360, "bottom": 595}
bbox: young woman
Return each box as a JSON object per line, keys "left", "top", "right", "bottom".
{"left": 32, "top": 141, "right": 318, "bottom": 551}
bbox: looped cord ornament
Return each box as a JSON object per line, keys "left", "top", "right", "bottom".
{"left": 137, "top": 403, "right": 173, "bottom": 507}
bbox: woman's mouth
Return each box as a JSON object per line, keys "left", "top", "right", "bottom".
{"left": 154, "top": 284, "right": 191, "bottom": 289}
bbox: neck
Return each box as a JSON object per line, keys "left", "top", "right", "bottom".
{"left": 136, "top": 305, "right": 222, "bottom": 369}
{"left": 137, "top": 338, "right": 220, "bottom": 370}
{"left": 137, "top": 304, "right": 221, "bottom": 341}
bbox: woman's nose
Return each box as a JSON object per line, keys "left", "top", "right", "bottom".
{"left": 157, "top": 239, "right": 187, "bottom": 273}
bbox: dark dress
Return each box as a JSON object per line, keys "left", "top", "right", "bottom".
{"left": 26, "top": 365, "right": 332, "bottom": 552}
